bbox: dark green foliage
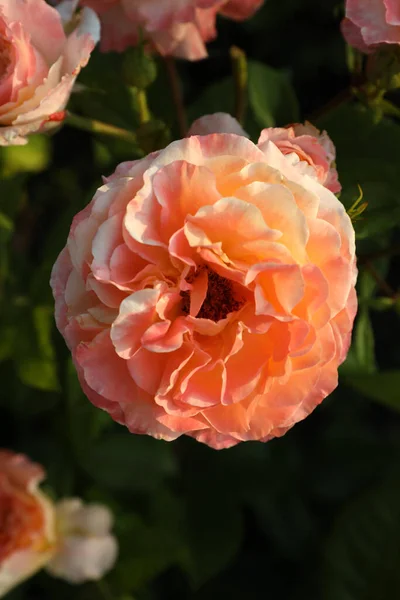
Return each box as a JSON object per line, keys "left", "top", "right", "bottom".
{"left": 1, "top": 0, "right": 400, "bottom": 599}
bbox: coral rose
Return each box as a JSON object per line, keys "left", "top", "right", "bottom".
{"left": 258, "top": 123, "right": 341, "bottom": 194}
{"left": 0, "top": 0, "right": 99, "bottom": 146}
{"left": 79, "top": 0, "right": 263, "bottom": 58}
{"left": 341, "top": 0, "right": 400, "bottom": 52}
{"left": 46, "top": 498, "right": 118, "bottom": 584}
{"left": 51, "top": 112, "right": 357, "bottom": 450}
{"left": 0, "top": 451, "right": 56, "bottom": 597}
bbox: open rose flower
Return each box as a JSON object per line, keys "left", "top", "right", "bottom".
{"left": 46, "top": 498, "right": 118, "bottom": 584}
{"left": 0, "top": 0, "right": 100, "bottom": 146}
{"left": 0, "top": 451, "right": 56, "bottom": 597}
{"left": 51, "top": 112, "right": 357, "bottom": 450}
{"left": 259, "top": 123, "right": 341, "bottom": 194}
{"left": 79, "top": 0, "right": 263, "bottom": 58}
{"left": 341, "top": 0, "right": 400, "bottom": 52}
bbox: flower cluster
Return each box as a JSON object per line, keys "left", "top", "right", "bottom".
{"left": 79, "top": 0, "right": 264, "bottom": 58}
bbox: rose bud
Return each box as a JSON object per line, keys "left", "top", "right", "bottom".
{"left": 258, "top": 122, "right": 341, "bottom": 194}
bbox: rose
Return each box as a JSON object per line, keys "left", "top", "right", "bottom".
{"left": 341, "top": 0, "right": 400, "bottom": 52}
{"left": 0, "top": 451, "right": 56, "bottom": 597}
{"left": 79, "top": 0, "right": 263, "bottom": 58}
{"left": 51, "top": 112, "right": 357, "bottom": 450}
{"left": 46, "top": 499, "right": 118, "bottom": 584}
{"left": 0, "top": 0, "right": 100, "bottom": 146}
{"left": 258, "top": 123, "right": 341, "bottom": 194}
{"left": 0, "top": 451, "right": 118, "bottom": 595}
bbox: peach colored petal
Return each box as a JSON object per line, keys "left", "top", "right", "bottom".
{"left": 152, "top": 161, "right": 221, "bottom": 241}
{"left": 110, "top": 289, "right": 159, "bottom": 359}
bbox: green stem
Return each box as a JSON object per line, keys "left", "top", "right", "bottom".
{"left": 135, "top": 88, "right": 150, "bottom": 125}
{"left": 381, "top": 99, "right": 400, "bottom": 119}
{"left": 164, "top": 56, "right": 187, "bottom": 138}
{"left": 65, "top": 112, "right": 142, "bottom": 150}
{"left": 230, "top": 46, "right": 248, "bottom": 125}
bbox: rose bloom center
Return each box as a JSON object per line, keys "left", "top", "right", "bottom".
{"left": 0, "top": 35, "right": 11, "bottom": 81}
{"left": 0, "top": 488, "right": 45, "bottom": 561}
{"left": 180, "top": 265, "right": 246, "bottom": 321}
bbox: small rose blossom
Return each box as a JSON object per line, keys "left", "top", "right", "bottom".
{"left": 79, "top": 0, "right": 263, "bottom": 58}
{"left": 51, "top": 112, "right": 357, "bottom": 450}
{"left": 0, "top": 0, "right": 100, "bottom": 146}
{"left": 0, "top": 451, "right": 56, "bottom": 598}
{"left": 258, "top": 123, "right": 341, "bottom": 194}
{"left": 46, "top": 498, "right": 118, "bottom": 584}
{"left": 341, "top": 0, "right": 400, "bottom": 52}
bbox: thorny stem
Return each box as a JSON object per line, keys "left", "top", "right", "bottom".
{"left": 164, "top": 56, "right": 187, "bottom": 138}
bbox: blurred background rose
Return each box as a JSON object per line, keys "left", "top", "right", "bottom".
{"left": 0, "top": 0, "right": 99, "bottom": 146}
{"left": 79, "top": 0, "right": 264, "bottom": 58}
{"left": 341, "top": 0, "right": 400, "bottom": 52}
{"left": 0, "top": 451, "right": 56, "bottom": 598}
{"left": 0, "top": 0, "right": 400, "bottom": 599}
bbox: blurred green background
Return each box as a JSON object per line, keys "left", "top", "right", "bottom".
{"left": 1, "top": 0, "right": 400, "bottom": 598}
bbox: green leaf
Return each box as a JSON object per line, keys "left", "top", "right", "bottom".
{"left": 83, "top": 431, "right": 177, "bottom": 493}
{"left": 345, "top": 371, "right": 400, "bottom": 413}
{"left": 318, "top": 105, "right": 400, "bottom": 240}
{"left": 354, "top": 309, "right": 376, "bottom": 373}
{"left": 115, "top": 491, "right": 188, "bottom": 591}
{"left": 188, "top": 77, "right": 235, "bottom": 124}
{"left": 248, "top": 60, "right": 299, "bottom": 128}
{"left": 66, "top": 359, "right": 112, "bottom": 456}
{"left": 184, "top": 490, "right": 243, "bottom": 588}
{"left": 322, "top": 474, "right": 400, "bottom": 600}
{"left": 179, "top": 445, "right": 244, "bottom": 587}
{"left": 0, "top": 212, "right": 13, "bottom": 232}
{"left": 0, "top": 135, "right": 50, "bottom": 177}
{"left": 14, "top": 305, "right": 60, "bottom": 392}
{"left": 341, "top": 270, "right": 377, "bottom": 376}
{"left": 17, "top": 358, "right": 60, "bottom": 393}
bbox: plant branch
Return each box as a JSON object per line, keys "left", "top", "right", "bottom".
{"left": 65, "top": 112, "right": 142, "bottom": 151}
{"left": 164, "top": 56, "right": 187, "bottom": 138}
{"left": 230, "top": 46, "right": 248, "bottom": 125}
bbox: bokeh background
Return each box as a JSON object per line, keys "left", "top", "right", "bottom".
{"left": 1, "top": 0, "right": 400, "bottom": 598}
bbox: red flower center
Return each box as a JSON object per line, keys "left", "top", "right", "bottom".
{"left": 0, "top": 487, "right": 45, "bottom": 561}
{"left": 180, "top": 266, "right": 246, "bottom": 321}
